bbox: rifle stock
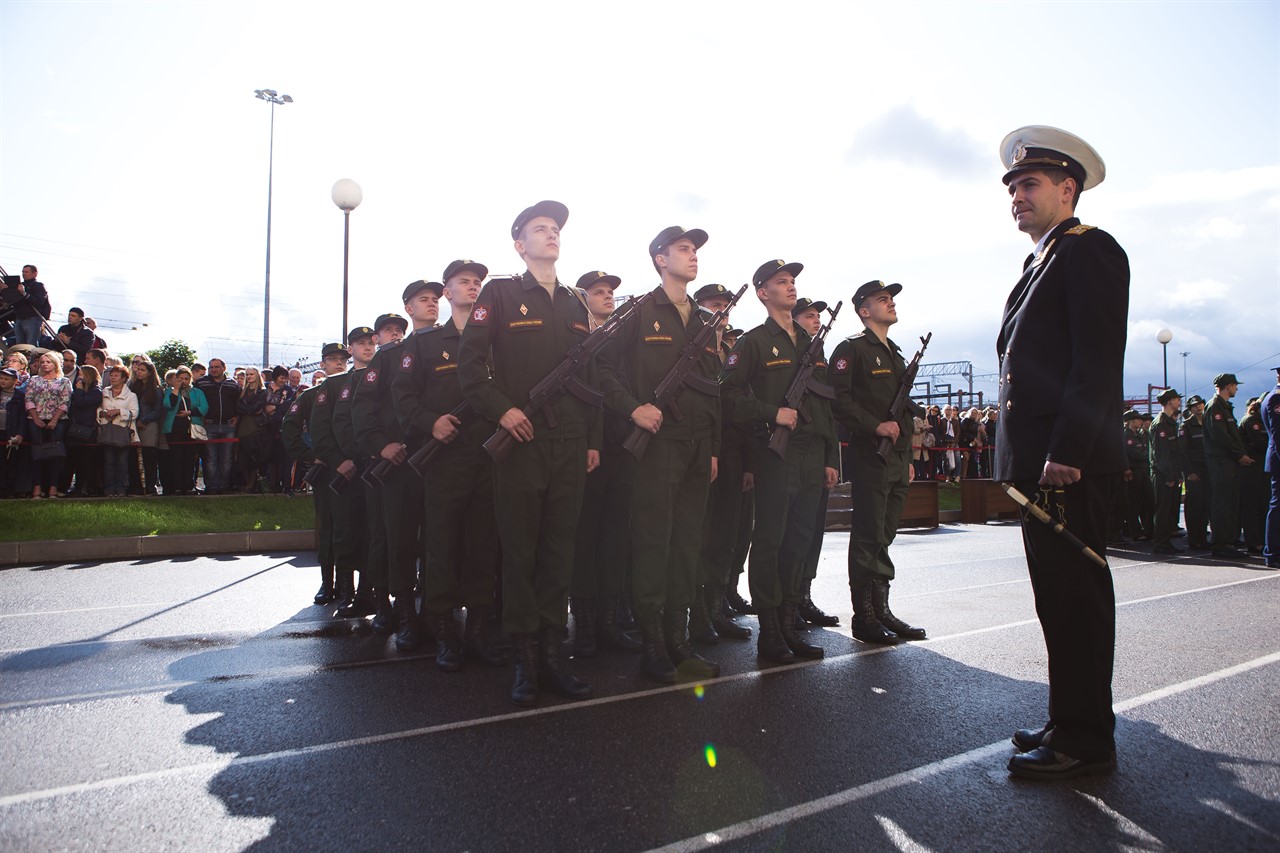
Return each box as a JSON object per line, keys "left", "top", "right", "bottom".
{"left": 874, "top": 331, "right": 933, "bottom": 461}
{"left": 766, "top": 301, "right": 843, "bottom": 459}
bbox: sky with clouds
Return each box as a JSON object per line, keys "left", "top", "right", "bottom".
{"left": 2, "top": 0, "right": 1277, "bottom": 406}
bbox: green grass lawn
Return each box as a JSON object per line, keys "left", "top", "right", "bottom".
{"left": 1, "top": 495, "right": 315, "bottom": 542}
{"left": 937, "top": 481, "right": 961, "bottom": 511}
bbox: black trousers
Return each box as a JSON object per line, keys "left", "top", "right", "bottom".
{"left": 1016, "top": 474, "right": 1118, "bottom": 763}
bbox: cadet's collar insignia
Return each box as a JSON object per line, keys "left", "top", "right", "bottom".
{"left": 519, "top": 303, "right": 529, "bottom": 316}
{"left": 471, "top": 306, "right": 489, "bottom": 323}
{"left": 875, "top": 356, "right": 882, "bottom": 366}
{"left": 771, "top": 346, "right": 779, "bottom": 356}
{"left": 366, "top": 370, "right": 378, "bottom": 383}
{"left": 442, "top": 351, "right": 450, "bottom": 360}
{"left": 654, "top": 321, "right": 661, "bottom": 332}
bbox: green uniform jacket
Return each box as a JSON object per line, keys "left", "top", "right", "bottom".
{"left": 1240, "top": 410, "right": 1267, "bottom": 458}
{"left": 281, "top": 384, "right": 319, "bottom": 463}
{"left": 351, "top": 341, "right": 409, "bottom": 459}
{"left": 829, "top": 328, "right": 913, "bottom": 457}
{"left": 332, "top": 367, "right": 365, "bottom": 459}
{"left": 721, "top": 316, "right": 837, "bottom": 468}
{"left": 310, "top": 372, "right": 350, "bottom": 469}
{"left": 1203, "top": 395, "right": 1246, "bottom": 461}
{"left": 600, "top": 285, "right": 721, "bottom": 454}
{"left": 458, "top": 273, "right": 602, "bottom": 450}
{"left": 1124, "top": 427, "right": 1149, "bottom": 473}
{"left": 1149, "top": 411, "right": 1185, "bottom": 482}
{"left": 1179, "top": 415, "right": 1207, "bottom": 473}
{"left": 392, "top": 320, "right": 492, "bottom": 449}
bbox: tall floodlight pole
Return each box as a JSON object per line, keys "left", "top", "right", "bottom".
{"left": 331, "top": 179, "right": 363, "bottom": 341}
{"left": 1157, "top": 328, "right": 1173, "bottom": 388}
{"left": 1180, "top": 351, "right": 1190, "bottom": 393}
{"left": 255, "top": 88, "right": 293, "bottom": 367}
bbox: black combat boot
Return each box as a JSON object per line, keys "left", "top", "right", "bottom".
{"left": 688, "top": 587, "right": 719, "bottom": 646}
{"left": 796, "top": 578, "right": 840, "bottom": 627}
{"left": 314, "top": 563, "right": 336, "bottom": 605}
{"left": 778, "top": 602, "right": 825, "bottom": 658}
{"left": 464, "top": 606, "right": 507, "bottom": 666}
{"left": 537, "top": 626, "right": 592, "bottom": 700}
{"left": 871, "top": 578, "right": 926, "bottom": 640}
{"left": 708, "top": 586, "right": 752, "bottom": 640}
{"left": 511, "top": 634, "right": 539, "bottom": 707}
{"left": 369, "top": 589, "right": 397, "bottom": 634}
{"left": 724, "top": 582, "right": 755, "bottom": 615}
{"left": 393, "top": 594, "right": 423, "bottom": 652}
{"left": 638, "top": 612, "right": 678, "bottom": 684}
{"left": 598, "top": 599, "right": 643, "bottom": 652}
{"left": 571, "top": 597, "right": 598, "bottom": 658}
{"left": 330, "top": 567, "right": 355, "bottom": 615}
{"left": 665, "top": 609, "right": 721, "bottom": 679}
{"left": 616, "top": 597, "right": 638, "bottom": 630}
{"left": 850, "top": 580, "right": 901, "bottom": 646}
{"left": 433, "top": 611, "right": 463, "bottom": 672}
{"left": 756, "top": 607, "right": 795, "bottom": 664}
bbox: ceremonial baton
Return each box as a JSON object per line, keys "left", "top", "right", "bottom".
{"left": 999, "top": 482, "right": 1108, "bottom": 569}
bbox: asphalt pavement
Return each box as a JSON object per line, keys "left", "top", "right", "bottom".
{"left": 1, "top": 524, "right": 1277, "bottom": 852}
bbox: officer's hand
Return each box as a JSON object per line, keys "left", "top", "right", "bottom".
{"left": 380, "top": 442, "right": 407, "bottom": 464}
{"left": 586, "top": 449, "right": 600, "bottom": 473}
{"left": 1123, "top": 469, "right": 1133, "bottom": 482}
{"left": 742, "top": 472, "right": 754, "bottom": 492}
{"left": 1240, "top": 455, "right": 1255, "bottom": 466}
{"left": 631, "top": 404, "right": 663, "bottom": 434}
{"left": 433, "top": 413, "right": 461, "bottom": 443}
{"left": 337, "top": 459, "right": 356, "bottom": 479}
{"left": 824, "top": 466, "right": 838, "bottom": 489}
{"left": 1040, "top": 461, "right": 1082, "bottom": 487}
{"left": 710, "top": 456, "right": 718, "bottom": 484}
{"left": 775, "top": 407, "right": 799, "bottom": 429}
{"left": 874, "top": 420, "right": 900, "bottom": 441}
{"left": 499, "top": 408, "right": 534, "bottom": 442}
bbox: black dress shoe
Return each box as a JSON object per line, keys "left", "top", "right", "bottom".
{"left": 1011, "top": 727, "right": 1048, "bottom": 752}
{"left": 314, "top": 584, "right": 336, "bottom": 605}
{"left": 1007, "top": 746, "right": 1116, "bottom": 780}
{"left": 1152, "top": 544, "right": 1182, "bottom": 554}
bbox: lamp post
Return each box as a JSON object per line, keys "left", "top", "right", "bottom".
{"left": 1156, "top": 328, "right": 1173, "bottom": 388}
{"left": 254, "top": 88, "right": 293, "bottom": 367}
{"left": 1180, "top": 351, "right": 1190, "bottom": 394}
{"left": 330, "top": 179, "right": 363, "bottom": 341}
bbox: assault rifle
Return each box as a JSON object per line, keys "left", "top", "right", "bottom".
{"left": 622, "top": 283, "right": 748, "bottom": 461}
{"left": 767, "top": 300, "right": 842, "bottom": 459}
{"left": 328, "top": 458, "right": 370, "bottom": 495}
{"left": 366, "top": 402, "right": 472, "bottom": 484}
{"left": 482, "top": 291, "right": 653, "bottom": 463}
{"left": 875, "top": 332, "right": 932, "bottom": 461}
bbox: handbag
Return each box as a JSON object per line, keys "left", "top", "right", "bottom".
{"left": 189, "top": 422, "right": 209, "bottom": 442}
{"left": 67, "top": 423, "right": 97, "bottom": 442}
{"left": 99, "top": 419, "right": 132, "bottom": 447}
{"left": 30, "top": 437, "right": 66, "bottom": 461}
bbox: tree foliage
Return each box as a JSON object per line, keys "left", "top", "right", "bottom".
{"left": 146, "top": 339, "right": 199, "bottom": 375}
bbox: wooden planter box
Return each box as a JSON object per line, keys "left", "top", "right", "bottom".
{"left": 959, "top": 478, "right": 1021, "bottom": 523}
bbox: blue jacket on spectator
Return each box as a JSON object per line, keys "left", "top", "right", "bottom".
{"left": 69, "top": 385, "right": 103, "bottom": 429}
{"left": 162, "top": 387, "right": 208, "bottom": 433}
{"left": 1, "top": 387, "right": 25, "bottom": 439}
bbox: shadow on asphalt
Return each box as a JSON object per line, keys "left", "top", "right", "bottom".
{"left": 160, "top": 613, "right": 1279, "bottom": 851}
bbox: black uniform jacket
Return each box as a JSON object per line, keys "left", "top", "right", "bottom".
{"left": 994, "top": 217, "right": 1130, "bottom": 481}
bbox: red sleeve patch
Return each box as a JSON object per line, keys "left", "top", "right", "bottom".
{"left": 833, "top": 357, "right": 849, "bottom": 374}
{"left": 316, "top": 391, "right": 328, "bottom": 405}
{"left": 471, "top": 305, "right": 490, "bottom": 324}
{"left": 725, "top": 352, "right": 740, "bottom": 369}
{"left": 340, "top": 387, "right": 350, "bottom": 400}
{"left": 1213, "top": 413, "right": 1222, "bottom": 420}
{"left": 366, "top": 370, "right": 379, "bottom": 384}
{"left": 289, "top": 402, "right": 299, "bottom": 414}
{"left": 400, "top": 354, "right": 414, "bottom": 372}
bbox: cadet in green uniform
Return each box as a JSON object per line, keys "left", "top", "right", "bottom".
{"left": 1239, "top": 396, "right": 1269, "bottom": 554}
{"left": 1179, "top": 395, "right": 1211, "bottom": 549}
{"left": 719, "top": 325, "right": 757, "bottom": 618}
{"left": 1121, "top": 411, "right": 1151, "bottom": 539}
{"left": 692, "top": 285, "right": 754, "bottom": 644}
{"left": 327, "top": 327, "right": 377, "bottom": 617}
{"left": 334, "top": 323, "right": 394, "bottom": 629}
{"left": 570, "top": 270, "right": 642, "bottom": 657}
{"left": 1203, "top": 373, "right": 1255, "bottom": 558}
{"left": 600, "top": 227, "right": 722, "bottom": 683}
{"left": 281, "top": 343, "right": 349, "bottom": 606}
{"left": 393, "top": 261, "right": 506, "bottom": 672}
{"left": 792, "top": 296, "right": 840, "bottom": 628}
{"left": 1149, "top": 388, "right": 1186, "bottom": 554}
{"left": 722, "top": 259, "right": 838, "bottom": 663}
{"left": 352, "top": 304, "right": 422, "bottom": 650}
{"left": 829, "top": 280, "right": 926, "bottom": 646}
{"left": 458, "top": 200, "right": 598, "bottom": 707}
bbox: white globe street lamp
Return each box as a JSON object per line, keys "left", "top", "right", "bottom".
{"left": 331, "top": 179, "right": 363, "bottom": 343}
{"left": 1156, "top": 328, "right": 1173, "bottom": 388}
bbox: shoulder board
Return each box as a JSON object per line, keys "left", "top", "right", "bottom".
{"left": 1065, "top": 224, "right": 1097, "bottom": 235}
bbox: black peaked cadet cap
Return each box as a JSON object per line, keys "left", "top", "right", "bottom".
{"left": 347, "top": 326, "right": 375, "bottom": 344}
{"left": 792, "top": 297, "right": 829, "bottom": 317}
{"left": 402, "top": 280, "right": 444, "bottom": 302}
{"left": 375, "top": 312, "right": 409, "bottom": 332}
{"left": 511, "top": 200, "right": 569, "bottom": 239}
{"left": 1184, "top": 394, "right": 1204, "bottom": 407}
{"left": 442, "top": 259, "right": 489, "bottom": 282}
{"left": 649, "top": 226, "right": 709, "bottom": 257}
{"left": 753, "top": 259, "right": 804, "bottom": 288}
{"left": 321, "top": 342, "right": 350, "bottom": 360}
{"left": 576, "top": 270, "right": 621, "bottom": 290}
{"left": 1122, "top": 409, "right": 1142, "bottom": 421}
{"left": 693, "top": 283, "right": 730, "bottom": 303}
{"left": 1213, "top": 373, "right": 1240, "bottom": 387}
{"left": 852, "top": 280, "right": 902, "bottom": 311}
{"left": 1157, "top": 388, "right": 1181, "bottom": 404}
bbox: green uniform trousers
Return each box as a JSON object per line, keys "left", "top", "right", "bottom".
{"left": 363, "top": 473, "right": 389, "bottom": 590}
{"left": 847, "top": 444, "right": 910, "bottom": 584}
{"left": 368, "top": 464, "right": 420, "bottom": 596}
{"left": 1151, "top": 474, "right": 1181, "bottom": 548}
{"left": 331, "top": 478, "right": 366, "bottom": 573}
{"left": 748, "top": 434, "right": 824, "bottom": 610}
{"left": 700, "top": 439, "right": 748, "bottom": 587}
{"left": 630, "top": 436, "right": 713, "bottom": 619}
{"left": 571, "top": 445, "right": 632, "bottom": 606}
{"left": 314, "top": 484, "right": 336, "bottom": 573}
{"left": 494, "top": 437, "right": 587, "bottom": 636}
{"left": 801, "top": 486, "right": 830, "bottom": 583}
{"left": 1206, "top": 455, "right": 1241, "bottom": 548}
{"left": 422, "top": 449, "right": 499, "bottom": 617}
{"left": 1184, "top": 468, "right": 1211, "bottom": 547}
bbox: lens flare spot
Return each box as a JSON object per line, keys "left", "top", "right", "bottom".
{"left": 705, "top": 744, "right": 717, "bottom": 768}
{"left": 694, "top": 684, "right": 706, "bottom": 701}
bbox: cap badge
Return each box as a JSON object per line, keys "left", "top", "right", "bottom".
{"left": 1012, "top": 142, "right": 1027, "bottom": 163}
{"left": 519, "top": 304, "right": 529, "bottom": 316}
{"left": 771, "top": 346, "right": 779, "bottom": 357}
{"left": 717, "top": 285, "right": 725, "bottom": 293}
{"left": 776, "top": 259, "right": 784, "bottom": 266}
{"left": 597, "top": 271, "right": 606, "bottom": 278}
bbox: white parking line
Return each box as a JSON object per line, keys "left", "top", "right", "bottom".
{"left": 648, "top": 650, "right": 1280, "bottom": 852}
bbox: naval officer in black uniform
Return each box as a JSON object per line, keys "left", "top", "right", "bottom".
{"left": 995, "top": 126, "right": 1129, "bottom": 780}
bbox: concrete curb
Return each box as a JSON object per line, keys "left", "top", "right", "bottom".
{"left": 0, "top": 530, "right": 316, "bottom": 567}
